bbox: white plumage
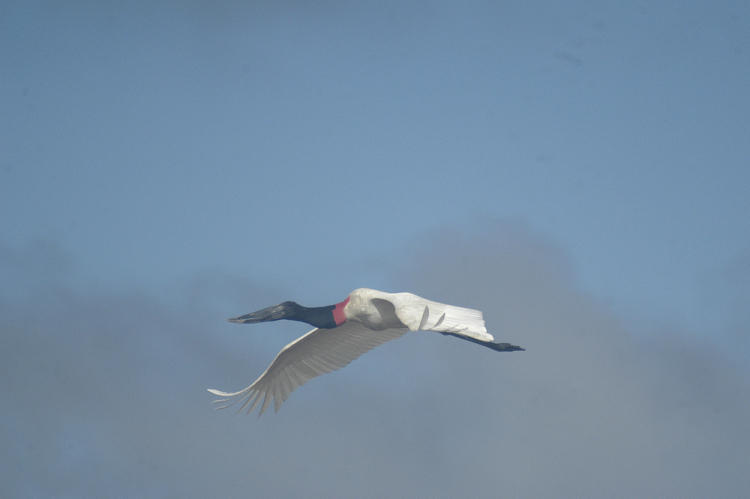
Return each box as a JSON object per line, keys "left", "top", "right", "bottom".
{"left": 208, "top": 288, "right": 522, "bottom": 415}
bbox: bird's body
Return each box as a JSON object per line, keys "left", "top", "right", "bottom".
{"left": 208, "top": 288, "right": 523, "bottom": 415}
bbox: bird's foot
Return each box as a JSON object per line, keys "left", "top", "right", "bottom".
{"left": 488, "top": 342, "right": 525, "bottom": 352}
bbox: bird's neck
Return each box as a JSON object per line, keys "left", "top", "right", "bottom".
{"left": 291, "top": 297, "right": 349, "bottom": 329}
{"left": 291, "top": 304, "right": 336, "bottom": 329}
{"left": 332, "top": 297, "right": 349, "bottom": 326}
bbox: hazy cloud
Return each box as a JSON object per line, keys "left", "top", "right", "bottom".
{"left": 2, "top": 224, "right": 749, "bottom": 497}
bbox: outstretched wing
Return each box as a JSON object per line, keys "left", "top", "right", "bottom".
{"left": 207, "top": 322, "right": 408, "bottom": 415}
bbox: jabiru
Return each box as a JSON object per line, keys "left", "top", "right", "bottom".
{"left": 208, "top": 288, "right": 524, "bottom": 415}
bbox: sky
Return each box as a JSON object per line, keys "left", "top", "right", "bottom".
{"left": 2, "top": 1, "right": 749, "bottom": 497}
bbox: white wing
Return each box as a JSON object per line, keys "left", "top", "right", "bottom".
{"left": 207, "top": 322, "right": 408, "bottom": 415}
{"left": 386, "top": 292, "right": 494, "bottom": 342}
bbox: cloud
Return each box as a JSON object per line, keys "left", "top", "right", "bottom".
{"left": 2, "top": 224, "right": 749, "bottom": 498}
{"left": 393, "top": 220, "right": 750, "bottom": 497}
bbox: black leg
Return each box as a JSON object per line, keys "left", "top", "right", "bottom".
{"left": 439, "top": 332, "right": 525, "bottom": 352}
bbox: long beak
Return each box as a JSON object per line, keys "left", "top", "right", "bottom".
{"left": 228, "top": 302, "right": 294, "bottom": 324}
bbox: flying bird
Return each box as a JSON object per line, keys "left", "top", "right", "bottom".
{"left": 208, "top": 288, "right": 524, "bottom": 415}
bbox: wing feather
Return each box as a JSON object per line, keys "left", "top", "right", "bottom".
{"left": 389, "top": 292, "right": 494, "bottom": 342}
{"left": 207, "top": 322, "right": 408, "bottom": 415}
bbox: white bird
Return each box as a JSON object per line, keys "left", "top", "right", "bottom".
{"left": 208, "top": 288, "right": 523, "bottom": 415}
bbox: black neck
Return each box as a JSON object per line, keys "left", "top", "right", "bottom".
{"left": 287, "top": 302, "right": 337, "bottom": 329}
{"left": 229, "top": 300, "right": 338, "bottom": 329}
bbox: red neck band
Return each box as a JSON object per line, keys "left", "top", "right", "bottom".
{"left": 333, "top": 297, "right": 350, "bottom": 326}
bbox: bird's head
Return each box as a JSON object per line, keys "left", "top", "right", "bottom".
{"left": 229, "top": 297, "right": 350, "bottom": 329}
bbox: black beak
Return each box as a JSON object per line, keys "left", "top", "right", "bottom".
{"left": 228, "top": 301, "right": 300, "bottom": 324}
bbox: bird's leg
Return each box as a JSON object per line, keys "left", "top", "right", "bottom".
{"left": 439, "top": 331, "right": 525, "bottom": 352}
{"left": 485, "top": 342, "right": 525, "bottom": 352}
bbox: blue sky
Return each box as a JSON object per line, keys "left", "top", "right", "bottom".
{"left": 2, "top": 1, "right": 749, "bottom": 497}
{"left": 4, "top": 1, "right": 748, "bottom": 330}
